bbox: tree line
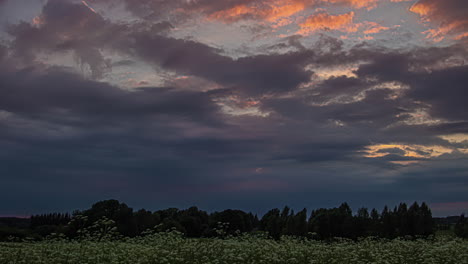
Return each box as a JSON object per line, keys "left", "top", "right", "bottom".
{"left": 1, "top": 200, "right": 467, "bottom": 241}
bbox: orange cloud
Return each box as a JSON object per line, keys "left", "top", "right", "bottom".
{"left": 208, "top": 5, "right": 253, "bottom": 22}
{"left": 321, "top": 0, "right": 379, "bottom": 10}
{"left": 206, "top": 0, "right": 385, "bottom": 25}
{"left": 363, "top": 22, "right": 390, "bottom": 34}
{"left": 265, "top": 0, "right": 307, "bottom": 22}
{"left": 297, "top": 11, "right": 358, "bottom": 35}
{"left": 410, "top": 0, "right": 468, "bottom": 42}
{"left": 363, "top": 144, "right": 453, "bottom": 159}
{"left": 422, "top": 21, "right": 466, "bottom": 42}
{"left": 410, "top": 1, "right": 433, "bottom": 17}
{"left": 455, "top": 32, "right": 468, "bottom": 40}
{"left": 32, "top": 16, "right": 45, "bottom": 27}
{"left": 208, "top": 0, "right": 307, "bottom": 25}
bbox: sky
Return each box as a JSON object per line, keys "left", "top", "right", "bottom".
{"left": 0, "top": 0, "right": 467, "bottom": 217}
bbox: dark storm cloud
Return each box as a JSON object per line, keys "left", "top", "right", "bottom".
{"left": 272, "top": 141, "right": 366, "bottom": 163}
{"left": 312, "top": 76, "right": 370, "bottom": 103}
{"left": 0, "top": 66, "right": 221, "bottom": 125}
{"left": 321, "top": 89, "right": 411, "bottom": 125}
{"left": 431, "top": 122, "right": 468, "bottom": 134}
{"left": 0, "top": 44, "right": 6, "bottom": 60}
{"left": 407, "top": 65, "right": 468, "bottom": 121}
{"left": 355, "top": 53, "right": 410, "bottom": 81}
{"left": 265, "top": 88, "right": 416, "bottom": 127}
{"left": 0, "top": 0, "right": 467, "bottom": 215}
{"left": 353, "top": 46, "right": 468, "bottom": 121}
{"left": 129, "top": 33, "right": 314, "bottom": 96}
{"left": 0, "top": 62, "right": 271, "bottom": 213}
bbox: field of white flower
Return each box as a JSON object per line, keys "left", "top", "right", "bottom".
{"left": 1, "top": 233, "right": 467, "bottom": 264}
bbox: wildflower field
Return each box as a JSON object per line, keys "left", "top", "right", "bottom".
{"left": 0, "top": 233, "right": 467, "bottom": 264}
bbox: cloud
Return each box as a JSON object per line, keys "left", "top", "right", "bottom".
{"left": 207, "top": 0, "right": 308, "bottom": 25}
{"left": 362, "top": 22, "right": 391, "bottom": 34}
{"left": 297, "top": 11, "right": 357, "bottom": 35}
{"left": 410, "top": 0, "right": 468, "bottom": 41}
{"left": 352, "top": 45, "right": 468, "bottom": 121}
{"left": 407, "top": 65, "right": 468, "bottom": 121}
{"left": 129, "top": 33, "right": 314, "bottom": 96}
{"left": 92, "top": 0, "right": 307, "bottom": 24}
{"left": 7, "top": 0, "right": 115, "bottom": 79}
{"left": 0, "top": 64, "right": 223, "bottom": 127}
{"left": 321, "top": 0, "right": 379, "bottom": 10}
{"left": 0, "top": 0, "right": 467, "bottom": 215}
{"left": 89, "top": 0, "right": 384, "bottom": 27}
{"left": 6, "top": 0, "right": 314, "bottom": 97}
{"left": 311, "top": 75, "right": 370, "bottom": 103}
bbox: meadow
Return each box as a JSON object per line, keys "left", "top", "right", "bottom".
{"left": 1, "top": 232, "right": 467, "bottom": 264}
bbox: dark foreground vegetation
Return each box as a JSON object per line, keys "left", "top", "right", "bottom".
{"left": 2, "top": 233, "right": 467, "bottom": 264}
{"left": 1, "top": 200, "right": 467, "bottom": 242}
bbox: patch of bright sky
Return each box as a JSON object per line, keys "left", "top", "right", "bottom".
{"left": 214, "top": 96, "right": 270, "bottom": 117}
{"left": 36, "top": 50, "right": 77, "bottom": 69}
{"left": 0, "top": 0, "right": 44, "bottom": 40}
{"left": 104, "top": 53, "right": 169, "bottom": 89}
{"left": 165, "top": 75, "right": 222, "bottom": 92}
{"left": 439, "top": 134, "right": 468, "bottom": 144}
{"left": 35, "top": 47, "right": 168, "bottom": 89}
{"left": 85, "top": 0, "right": 139, "bottom": 24}
{"left": 352, "top": 0, "right": 424, "bottom": 44}
{"left": 0, "top": 0, "right": 44, "bottom": 25}
{"left": 314, "top": 64, "right": 359, "bottom": 79}
{"left": 170, "top": 20, "right": 260, "bottom": 58}
{"left": 402, "top": 109, "right": 444, "bottom": 126}
{"left": 363, "top": 143, "right": 453, "bottom": 159}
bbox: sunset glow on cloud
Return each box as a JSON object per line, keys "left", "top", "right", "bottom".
{"left": 207, "top": 0, "right": 307, "bottom": 25}
{"left": 410, "top": 0, "right": 468, "bottom": 41}
{"left": 297, "top": 11, "right": 357, "bottom": 35}
{"left": 322, "top": 0, "right": 379, "bottom": 10}
{"left": 0, "top": 0, "right": 467, "bottom": 216}
{"left": 363, "top": 144, "right": 454, "bottom": 159}
{"left": 362, "top": 22, "right": 391, "bottom": 34}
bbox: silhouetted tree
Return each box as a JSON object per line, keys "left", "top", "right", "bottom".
{"left": 419, "top": 202, "right": 433, "bottom": 237}
{"left": 396, "top": 203, "right": 409, "bottom": 236}
{"left": 381, "top": 206, "right": 395, "bottom": 238}
{"left": 355, "top": 207, "right": 370, "bottom": 237}
{"left": 211, "top": 209, "right": 252, "bottom": 235}
{"left": 455, "top": 214, "right": 468, "bottom": 238}
{"left": 7, "top": 199, "right": 440, "bottom": 240}
{"left": 81, "top": 200, "right": 137, "bottom": 236}
{"left": 294, "top": 209, "right": 308, "bottom": 236}
{"left": 178, "top": 207, "right": 209, "bottom": 237}
{"left": 369, "top": 208, "right": 380, "bottom": 236}
{"left": 260, "top": 209, "right": 281, "bottom": 239}
{"left": 134, "top": 209, "right": 159, "bottom": 234}
{"left": 408, "top": 202, "right": 420, "bottom": 236}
